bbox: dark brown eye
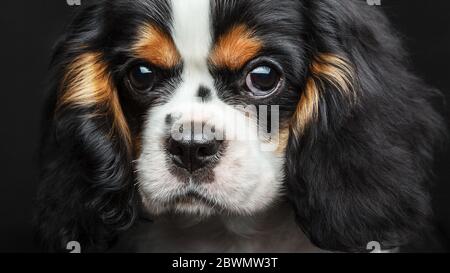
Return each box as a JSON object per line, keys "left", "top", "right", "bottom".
{"left": 245, "top": 65, "right": 281, "bottom": 96}
{"left": 128, "top": 63, "right": 155, "bottom": 91}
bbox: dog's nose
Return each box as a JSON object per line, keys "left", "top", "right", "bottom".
{"left": 167, "top": 137, "right": 223, "bottom": 173}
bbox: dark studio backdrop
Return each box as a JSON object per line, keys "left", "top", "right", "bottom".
{"left": 0, "top": 0, "right": 449, "bottom": 252}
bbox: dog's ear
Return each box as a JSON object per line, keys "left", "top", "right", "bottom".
{"left": 286, "top": 0, "right": 445, "bottom": 252}
{"left": 35, "top": 3, "right": 136, "bottom": 252}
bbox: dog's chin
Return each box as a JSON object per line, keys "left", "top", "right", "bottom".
{"left": 141, "top": 193, "right": 221, "bottom": 218}
{"left": 168, "top": 199, "right": 218, "bottom": 218}
{"left": 139, "top": 182, "right": 228, "bottom": 218}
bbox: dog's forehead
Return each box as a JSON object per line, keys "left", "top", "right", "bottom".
{"left": 118, "top": 0, "right": 297, "bottom": 27}
{"left": 123, "top": 0, "right": 301, "bottom": 70}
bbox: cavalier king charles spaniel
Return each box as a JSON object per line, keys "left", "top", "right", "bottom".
{"left": 35, "top": 0, "right": 445, "bottom": 253}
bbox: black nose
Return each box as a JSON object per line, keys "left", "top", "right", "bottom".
{"left": 167, "top": 137, "right": 223, "bottom": 173}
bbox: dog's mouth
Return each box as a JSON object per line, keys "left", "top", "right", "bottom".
{"left": 171, "top": 191, "right": 217, "bottom": 207}
{"left": 141, "top": 187, "right": 227, "bottom": 216}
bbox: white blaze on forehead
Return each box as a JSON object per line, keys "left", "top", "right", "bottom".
{"left": 170, "top": 0, "right": 212, "bottom": 64}
{"left": 170, "top": 0, "right": 214, "bottom": 101}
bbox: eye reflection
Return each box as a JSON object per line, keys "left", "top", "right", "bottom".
{"left": 128, "top": 63, "right": 155, "bottom": 91}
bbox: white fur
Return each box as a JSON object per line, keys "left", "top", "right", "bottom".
{"left": 136, "top": 0, "right": 285, "bottom": 218}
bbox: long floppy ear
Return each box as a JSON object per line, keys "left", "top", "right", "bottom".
{"left": 286, "top": 0, "right": 445, "bottom": 252}
{"left": 35, "top": 4, "right": 136, "bottom": 252}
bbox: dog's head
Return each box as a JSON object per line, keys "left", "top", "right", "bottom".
{"left": 36, "top": 0, "right": 444, "bottom": 252}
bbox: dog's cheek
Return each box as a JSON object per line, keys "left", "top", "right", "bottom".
{"left": 212, "top": 140, "right": 285, "bottom": 214}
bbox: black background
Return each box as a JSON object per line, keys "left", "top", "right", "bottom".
{"left": 0, "top": 0, "right": 448, "bottom": 252}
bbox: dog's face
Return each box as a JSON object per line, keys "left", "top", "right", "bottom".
{"left": 61, "top": 0, "right": 308, "bottom": 217}
{"left": 131, "top": 0, "right": 305, "bottom": 216}
{"left": 37, "top": 0, "right": 444, "bottom": 252}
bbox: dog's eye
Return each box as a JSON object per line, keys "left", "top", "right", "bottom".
{"left": 245, "top": 65, "right": 281, "bottom": 96}
{"left": 128, "top": 63, "right": 155, "bottom": 91}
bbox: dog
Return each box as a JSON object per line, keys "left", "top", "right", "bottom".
{"left": 35, "top": 0, "right": 445, "bottom": 253}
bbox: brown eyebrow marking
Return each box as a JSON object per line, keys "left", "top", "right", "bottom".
{"left": 133, "top": 23, "right": 181, "bottom": 68}
{"left": 210, "top": 24, "right": 263, "bottom": 70}
{"left": 57, "top": 52, "right": 131, "bottom": 146}
{"left": 292, "top": 53, "right": 356, "bottom": 136}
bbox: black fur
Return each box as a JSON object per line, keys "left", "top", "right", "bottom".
{"left": 286, "top": 0, "right": 446, "bottom": 252}
{"left": 35, "top": 0, "right": 445, "bottom": 252}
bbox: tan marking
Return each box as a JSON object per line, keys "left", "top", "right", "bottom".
{"left": 310, "top": 54, "right": 354, "bottom": 98}
{"left": 293, "top": 54, "right": 355, "bottom": 136}
{"left": 133, "top": 24, "right": 181, "bottom": 68}
{"left": 57, "top": 52, "right": 131, "bottom": 146}
{"left": 275, "top": 126, "right": 291, "bottom": 156}
{"left": 133, "top": 134, "right": 143, "bottom": 158}
{"left": 210, "top": 24, "right": 262, "bottom": 70}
